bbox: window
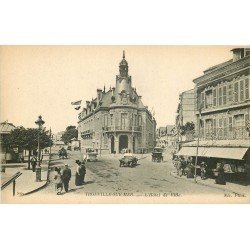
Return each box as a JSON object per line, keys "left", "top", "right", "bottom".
{"left": 245, "top": 114, "right": 249, "bottom": 126}
{"left": 121, "top": 113, "right": 127, "bottom": 129}
{"left": 104, "top": 114, "right": 108, "bottom": 127}
{"left": 201, "top": 92, "right": 205, "bottom": 109}
{"left": 234, "top": 114, "right": 245, "bottom": 138}
{"left": 138, "top": 115, "right": 142, "bottom": 126}
{"left": 205, "top": 90, "right": 212, "bottom": 108}
{"left": 134, "top": 114, "right": 137, "bottom": 126}
{"left": 213, "top": 89, "right": 217, "bottom": 107}
{"left": 218, "top": 118, "right": 223, "bottom": 138}
{"left": 240, "top": 80, "right": 244, "bottom": 102}
{"left": 245, "top": 78, "right": 249, "bottom": 100}
{"left": 234, "top": 114, "right": 244, "bottom": 127}
{"left": 213, "top": 119, "right": 217, "bottom": 137}
{"left": 205, "top": 119, "right": 212, "bottom": 137}
{"left": 234, "top": 82, "right": 239, "bottom": 102}
{"left": 218, "top": 87, "right": 222, "bottom": 106}
{"left": 229, "top": 117, "right": 233, "bottom": 132}
{"left": 223, "top": 117, "right": 227, "bottom": 137}
{"left": 223, "top": 86, "right": 227, "bottom": 105}
{"left": 228, "top": 84, "right": 233, "bottom": 103}
{"left": 110, "top": 114, "right": 113, "bottom": 126}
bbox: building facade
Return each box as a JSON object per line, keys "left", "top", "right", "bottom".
{"left": 174, "top": 89, "right": 196, "bottom": 147}
{"left": 193, "top": 48, "right": 250, "bottom": 141}
{"left": 156, "top": 125, "right": 175, "bottom": 148}
{"left": 176, "top": 88, "right": 196, "bottom": 128}
{"left": 78, "top": 52, "right": 156, "bottom": 154}
{"left": 177, "top": 48, "right": 250, "bottom": 176}
{"left": 0, "top": 121, "right": 16, "bottom": 163}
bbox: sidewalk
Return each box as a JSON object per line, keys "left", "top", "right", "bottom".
{"left": 1, "top": 163, "right": 49, "bottom": 196}
{"left": 170, "top": 170, "right": 249, "bottom": 196}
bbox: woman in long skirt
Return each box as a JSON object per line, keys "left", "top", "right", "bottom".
{"left": 75, "top": 160, "right": 82, "bottom": 186}
{"left": 54, "top": 167, "right": 63, "bottom": 195}
{"left": 215, "top": 162, "right": 226, "bottom": 185}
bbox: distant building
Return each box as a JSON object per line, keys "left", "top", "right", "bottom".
{"left": 176, "top": 88, "right": 196, "bottom": 128}
{"left": 78, "top": 51, "right": 157, "bottom": 154}
{"left": 175, "top": 89, "right": 196, "bottom": 147}
{"left": 69, "top": 138, "right": 80, "bottom": 150}
{"left": 156, "top": 125, "right": 175, "bottom": 148}
{"left": 0, "top": 121, "right": 16, "bottom": 163}
{"left": 53, "top": 131, "right": 64, "bottom": 142}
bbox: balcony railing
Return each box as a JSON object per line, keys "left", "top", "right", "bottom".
{"left": 103, "top": 126, "right": 142, "bottom": 132}
{"left": 200, "top": 126, "right": 249, "bottom": 140}
{"left": 81, "top": 130, "right": 93, "bottom": 135}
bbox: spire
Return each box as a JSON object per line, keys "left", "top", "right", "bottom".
{"left": 119, "top": 50, "right": 128, "bottom": 77}
{"left": 103, "top": 84, "right": 106, "bottom": 93}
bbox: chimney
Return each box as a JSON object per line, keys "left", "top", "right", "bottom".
{"left": 97, "top": 89, "right": 102, "bottom": 100}
{"left": 231, "top": 48, "right": 245, "bottom": 62}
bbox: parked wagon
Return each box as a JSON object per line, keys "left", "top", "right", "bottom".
{"left": 152, "top": 147, "right": 163, "bottom": 162}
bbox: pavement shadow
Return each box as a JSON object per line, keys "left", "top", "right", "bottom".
{"left": 60, "top": 180, "right": 96, "bottom": 195}
{"left": 84, "top": 180, "right": 95, "bottom": 185}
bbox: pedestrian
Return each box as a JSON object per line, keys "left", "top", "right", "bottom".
{"left": 80, "top": 162, "right": 86, "bottom": 184}
{"left": 75, "top": 160, "right": 83, "bottom": 186}
{"left": 54, "top": 167, "right": 63, "bottom": 195}
{"left": 200, "top": 162, "right": 207, "bottom": 180}
{"left": 31, "top": 156, "right": 37, "bottom": 172}
{"left": 186, "top": 161, "right": 194, "bottom": 178}
{"left": 215, "top": 162, "right": 226, "bottom": 185}
{"left": 180, "top": 157, "right": 186, "bottom": 176}
{"left": 176, "top": 158, "right": 182, "bottom": 177}
{"left": 62, "top": 164, "right": 72, "bottom": 192}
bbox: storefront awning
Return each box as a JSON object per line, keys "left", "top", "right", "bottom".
{"left": 176, "top": 146, "right": 249, "bottom": 160}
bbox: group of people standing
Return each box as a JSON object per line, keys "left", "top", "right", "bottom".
{"left": 54, "top": 160, "right": 86, "bottom": 195}
{"left": 173, "top": 155, "right": 226, "bottom": 185}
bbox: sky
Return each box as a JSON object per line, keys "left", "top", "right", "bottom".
{"left": 0, "top": 46, "right": 234, "bottom": 133}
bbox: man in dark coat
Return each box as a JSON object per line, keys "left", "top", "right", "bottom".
{"left": 62, "top": 164, "right": 72, "bottom": 192}
{"left": 215, "top": 162, "right": 226, "bottom": 185}
{"left": 31, "top": 156, "right": 37, "bottom": 172}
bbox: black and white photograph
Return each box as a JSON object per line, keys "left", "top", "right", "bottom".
{"left": 1, "top": 46, "right": 249, "bottom": 204}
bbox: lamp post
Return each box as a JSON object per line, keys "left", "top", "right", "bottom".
{"left": 35, "top": 115, "right": 45, "bottom": 182}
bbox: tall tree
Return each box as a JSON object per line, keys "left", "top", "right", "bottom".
{"left": 2, "top": 127, "right": 53, "bottom": 169}
{"left": 180, "top": 122, "right": 195, "bottom": 135}
{"left": 61, "top": 125, "right": 78, "bottom": 145}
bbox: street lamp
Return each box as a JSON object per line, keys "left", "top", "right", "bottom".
{"left": 35, "top": 115, "right": 45, "bottom": 182}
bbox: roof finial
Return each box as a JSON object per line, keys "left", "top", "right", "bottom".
{"left": 123, "top": 50, "right": 125, "bottom": 59}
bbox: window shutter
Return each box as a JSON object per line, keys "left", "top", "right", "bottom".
{"left": 245, "top": 78, "right": 249, "bottom": 100}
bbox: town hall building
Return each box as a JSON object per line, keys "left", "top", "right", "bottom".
{"left": 78, "top": 51, "right": 156, "bottom": 154}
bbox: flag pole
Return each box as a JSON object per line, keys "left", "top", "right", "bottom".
{"left": 194, "top": 106, "right": 201, "bottom": 183}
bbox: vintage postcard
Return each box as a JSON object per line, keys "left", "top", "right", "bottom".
{"left": 0, "top": 46, "right": 249, "bottom": 204}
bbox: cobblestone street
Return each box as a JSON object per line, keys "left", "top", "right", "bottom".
{"left": 4, "top": 148, "right": 246, "bottom": 203}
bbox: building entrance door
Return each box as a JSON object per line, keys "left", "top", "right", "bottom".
{"left": 110, "top": 135, "right": 114, "bottom": 153}
{"left": 119, "top": 135, "right": 128, "bottom": 153}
